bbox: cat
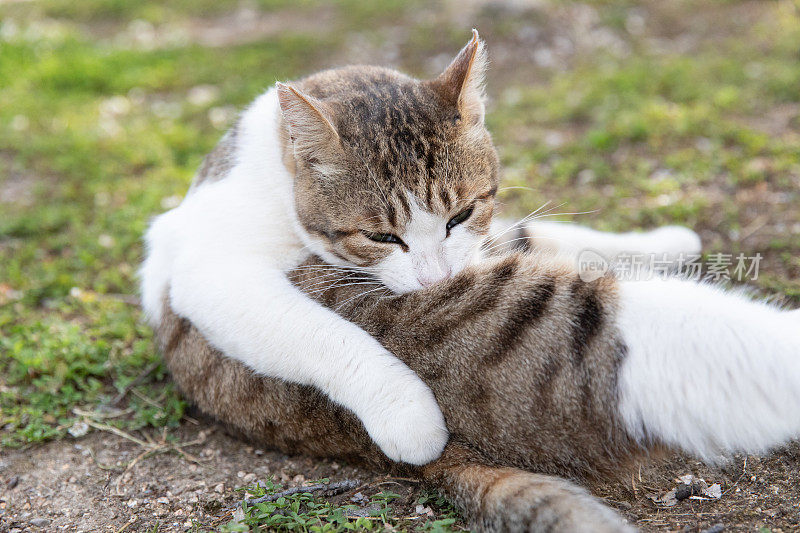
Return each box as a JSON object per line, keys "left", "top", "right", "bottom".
{"left": 140, "top": 30, "right": 700, "bottom": 467}
{"left": 157, "top": 248, "right": 800, "bottom": 531}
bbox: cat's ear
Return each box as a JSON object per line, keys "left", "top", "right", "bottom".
{"left": 276, "top": 82, "right": 341, "bottom": 160}
{"left": 428, "top": 29, "right": 488, "bottom": 125}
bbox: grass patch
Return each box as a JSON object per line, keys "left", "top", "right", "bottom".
{"left": 221, "top": 479, "right": 460, "bottom": 532}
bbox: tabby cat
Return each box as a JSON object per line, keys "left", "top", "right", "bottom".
{"left": 140, "top": 30, "right": 698, "bottom": 467}
{"left": 159, "top": 250, "right": 800, "bottom": 531}
{"left": 143, "top": 31, "right": 800, "bottom": 531}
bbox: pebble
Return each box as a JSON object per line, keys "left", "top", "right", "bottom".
{"left": 126, "top": 499, "right": 138, "bottom": 508}
{"left": 30, "top": 518, "right": 51, "bottom": 527}
{"left": 214, "top": 483, "right": 224, "bottom": 493}
{"left": 7, "top": 475, "right": 19, "bottom": 489}
{"left": 243, "top": 473, "right": 256, "bottom": 483}
{"left": 156, "top": 497, "right": 169, "bottom": 505}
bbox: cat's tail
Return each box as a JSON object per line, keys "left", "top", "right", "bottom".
{"left": 616, "top": 277, "right": 800, "bottom": 461}
{"left": 420, "top": 444, "right": 633, "bottom": 533}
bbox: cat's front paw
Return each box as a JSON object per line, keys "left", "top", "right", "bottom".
{"left": 646, "top": 225, "right": 702, "bottom": 259}
{"left": 363, "top": 376, "right": 449, "bottom": 465}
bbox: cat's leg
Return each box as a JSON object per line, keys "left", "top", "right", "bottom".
{"left": 142, "top": 203, "right": 448, "bottom": 465}
{"left": 168, "top": 258, "right": 447, "bottom": 464}
{"left": 616, "top": 277, "right": 800, "bottom": 460}
{"left": 166, "top": 256, "right": 447, "bottom": 465}
{"left": 488, "top": 218, "right": 701, "bottom": 262}
{"left": 422, "top": 444, "right": 634, "bottom": 533}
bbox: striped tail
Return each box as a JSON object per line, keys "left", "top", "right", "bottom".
{"left": 421, "top": 445, "right": 633, "bottom": 533}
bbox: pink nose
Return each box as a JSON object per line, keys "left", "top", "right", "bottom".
{"left": 417, "top": 268, "right": 452, "bottom": 287}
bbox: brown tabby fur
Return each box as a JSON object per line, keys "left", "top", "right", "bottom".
{"left": 275, "top": 31, "right": 499, "bottom": 267}
{"left": 158, "top": 252, "right": 651, "bottom": 532}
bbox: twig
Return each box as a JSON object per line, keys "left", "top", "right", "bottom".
{"left": 84, "top": 419, "right": 149, "bottom": 447}
{"left": 243, "top": 479, "right": 361, "bottom": 507}
{"left": 115, "top": 447, "right": 167, "bottom": 496}
{"left": 83, "top": 419, "right": 210, "bottom": 495}
{"left": 115, "top": 516, "right": 137, "bottom": 533}
{"left": 73, "top": 406, "right": 132, "bottom": 419}
{"left": 110, "top": 361, "right": 161, "bottom": 407}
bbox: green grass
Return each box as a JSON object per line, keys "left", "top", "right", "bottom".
{"left": 1, "top": 0, "right": 799, "bottom": 530}
{"left": 220, "top": 479, "right": 460, "bottom": 532}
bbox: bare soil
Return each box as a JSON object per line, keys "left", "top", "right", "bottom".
{"left": 2, "top": 417, "right": 799, "bottom": 532}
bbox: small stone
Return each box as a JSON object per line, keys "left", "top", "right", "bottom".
{"left": 7, "top": 475, "right": 19, "bottom": 489}
{"left": 345, "top": 504, "right": 381, "bottom": 518}
{"left": 254, "top": 449, "right": 264, "bottom": 456}
{"left": 214, "top": 483, "right": 224, "bottom": 493}
{"left": 237, "top": 471, "right": 246, "bottom": 478}
{"left": 243, "top": 473, "right": 256, "bottom": 483}
{"left": 292, "top": 474, "right": 305, "bottom": 484}
{"left": 350, "top": 492, "right": 367, "bottom": 504}
{"left": 675, "top": 484, "right": 693, "bottom": 501}
{"left": 126, "top": 499, "right": 138, "bottom": 508}
{"left": 68, "top": 476, "right": 77, "bottom": 484}
{"left": 700, "top": 525, "right": 725, "bottom": 533}
{"left": 156, "top": 497, "right": 169, "bottom": 505}
{"left": 30, "top": 518, "right": 51, "bottom": 527}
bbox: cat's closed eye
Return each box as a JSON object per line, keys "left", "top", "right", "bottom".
{"left": 362, "top": 231, "right": 405, "bottom": 245}
{"left": 446, "top": 207, "right": 473, "bottom": 233}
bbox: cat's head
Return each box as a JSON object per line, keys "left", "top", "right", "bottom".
{"left": 278, "top": 30, "right": 499, "bottom": 293}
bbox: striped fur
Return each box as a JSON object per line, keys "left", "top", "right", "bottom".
{"left": 158, "top": 252, "right": 641, "bottom": 531}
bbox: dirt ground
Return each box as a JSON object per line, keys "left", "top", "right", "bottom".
{"left": 2, "top": 417, "right": 800, "bottom": 532}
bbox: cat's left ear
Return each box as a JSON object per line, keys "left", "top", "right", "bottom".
{"left": 276, "top": 82, "right": 342, "bottom": 162}
{"left": 427, "top": 29, "right": 488, "bottom": 126}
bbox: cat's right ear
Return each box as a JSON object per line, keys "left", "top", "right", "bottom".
{"left": 427, "top": 29, "right": 488, "bottom": 126}
{"left": 276, "top": 83, "right": 341, "bottom": 161}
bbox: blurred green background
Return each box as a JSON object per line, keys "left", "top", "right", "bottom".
{"left": 0, "top": 0, "right": 798, "bottom": 522}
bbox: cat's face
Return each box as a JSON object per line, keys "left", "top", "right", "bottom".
{"left": 280, "top": 31, "right": 499, "bottom": 293}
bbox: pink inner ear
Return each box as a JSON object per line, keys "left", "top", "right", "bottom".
{"left": 427, "top": 29, "right": 487, "bottom": 122}
{"left": 276, "top": 83, "right": 341, "bottom": 158}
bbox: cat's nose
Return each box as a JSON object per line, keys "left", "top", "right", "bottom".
{"left": 417, "top": 267, "right": 452, "bottom": 287}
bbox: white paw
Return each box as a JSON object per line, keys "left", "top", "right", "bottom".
{"left": 646, "top": 226, "right": 702, "bottom": 259}
{"left": 361, "top": 374, "right": 448, "bottom": 465}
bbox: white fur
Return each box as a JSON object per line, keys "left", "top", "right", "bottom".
{"left": 141, "top": 88, "right": 447, "bottom": 465}
{"left": 512, "top": 220, "right": 800, "bottom": 458}
{"left": 377, "top": 195, "right": 483, "bottom": 293}
{"left": 521, "top": 220, "right": 702, "bottom": 262}
{"left": 617, "top": 278, "right": 800, "bottom": 459}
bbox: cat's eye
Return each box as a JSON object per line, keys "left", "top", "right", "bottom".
{"left": 446, "top": 207, "right": 474, "bottom": 231}
{"left": 362, "top": 231, "right": 404, "bottom": 245}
